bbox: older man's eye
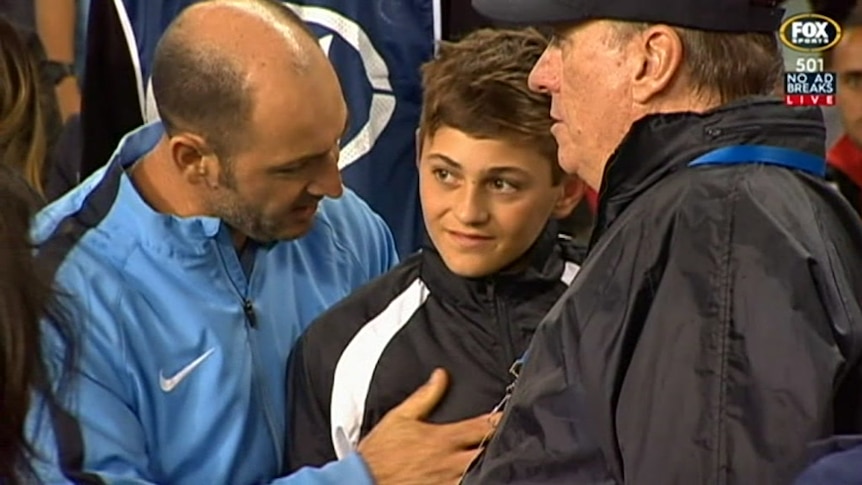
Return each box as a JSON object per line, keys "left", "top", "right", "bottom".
{"left": 844, "top": 72, "right": 862, "bottom": 89}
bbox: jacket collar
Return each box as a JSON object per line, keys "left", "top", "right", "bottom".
{"left": 420, "top": 222, "right": 575, "bottom": 318}
{"left": 591, "top": 96, "right": 826, "bottom": 246}
{"left": 107, "top": 121, "right": 224, "bottom": 246}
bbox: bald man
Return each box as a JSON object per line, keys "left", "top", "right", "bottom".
{"left": 26, "top": 1, "right": 495, "bottom": 484}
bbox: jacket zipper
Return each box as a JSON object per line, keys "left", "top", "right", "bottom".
{"left": 486, "top": 282, "right": 516, "bottom": 373}
{"left": 464, "top": 283, "right": 522, "bottom": 484}
{"left": 214, "top": 239, "right": 282, "bottom": 469}
{"left": 243, "top": 300, "right": 257, "bottom": 328}
{"left": 704, "top": 119, "right": 825, "bottom": 139}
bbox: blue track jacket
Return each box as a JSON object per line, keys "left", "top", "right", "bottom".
{"left": 27, "top": 122, "right": 398, "bottom": 484}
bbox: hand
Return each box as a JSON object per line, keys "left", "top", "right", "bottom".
{"left": 357, "top": 368, "right": 501, "bottom": 485}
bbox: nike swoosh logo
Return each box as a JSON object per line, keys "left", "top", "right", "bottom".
{"left": 159, "top": 348, "right": 216, "bottom": 392}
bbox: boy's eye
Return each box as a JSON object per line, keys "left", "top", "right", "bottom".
{"left": 489, "top": 178, "right": 518, "bottom": 193}
{"left": 432, "top": 168, "right": 454, "bottom": 182}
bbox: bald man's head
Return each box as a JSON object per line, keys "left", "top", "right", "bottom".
{"left": 151, "top": 0, "right": 319, "bottom": 158}
{"left": 146, "top": 0, "right": 348, "bottom": 243}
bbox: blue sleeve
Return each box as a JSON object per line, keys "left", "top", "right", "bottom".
{"left": 369, "top": 210, "right": 399, "bottom": 277}
{"left": 28, "top": 266, "right": 376, "bottom": 485}
{"left": 354, "top": 188, "right": 400, "bottom": 277}
{"left": 30, "top": 389, "right": 372, "bottom": 485}
{"left": 27, "top": 268, "right": 157, "bottom": 484}
{"left": 335, "top": 188, "right": 400, "bottom": 280}
{"left": 30, "top": 396, "right": 372, "bottom": 485}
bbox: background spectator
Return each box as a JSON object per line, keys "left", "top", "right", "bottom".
{"left": 0, "top": 16, "right": 50, "bottom": 197}
{"left": 0, "top": 165, "right": 74, "bottom": 485}
{"left": 35, "top": 0, "right": 81, "bottom": 123}
{"left": 823, "top": 3, "right": 862, "bottom": 213}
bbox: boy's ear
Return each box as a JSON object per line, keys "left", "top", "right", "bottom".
{"left": 552, "top": 174, "right": 585, "bottom": 219}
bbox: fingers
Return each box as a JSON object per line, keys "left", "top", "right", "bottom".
{"left": 452, "top": 448, "right": 484, "bottom": 483}
{"left": 437, "top": 412, "right": 500, "bottom": 448}
{"left": 426, "top": 449, "right": 484, "bottom": 485}
{"left": 390, "top": 368, "right": 449, "bottom": 420}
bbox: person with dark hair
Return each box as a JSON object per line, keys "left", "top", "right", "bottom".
{"left": 811, "top": 0, "right": 859, "bottom": 29}
{"left": 824, "top": 4, "right": 862, "bottom": 214}
{"left": 0, "top": 23, "right": 74, "bottom": 484}
{"left": 0, "top": 166, "right": 44, "bottom": 485}
{"left": 26, "top": 1, "right": 495, "bottom": 484}
{"left": 285, "top": 27, "right": 586, "bottom": 479}
{"left": 0, "top": 165, "right": 73, "bottom": 485}
{"left": 0, "top": 15, "right": 50, "bottom": 196}
{"left": 458, "top": 0, "right": 862, "bottom": 483}
{"left": 0, "top": 14, "right": 77, "bottom": 202}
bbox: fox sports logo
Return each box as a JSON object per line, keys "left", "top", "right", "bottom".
{"left": 779, "top": 13, "right": 843, "bottom": 53}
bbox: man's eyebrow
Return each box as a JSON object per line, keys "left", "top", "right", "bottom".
{"left": 426, "top": 153, "right": 461, "bottom": 169}
{"left": 485, "top": 166, "right": 530, "bottom": 177}
{"left": 549, "top": 23, "right": 577, "bottom": 45}
{"left": 426, "top": 154, "right": 532, "bottom": 177}
{"left": 271, "top": 150, "right": 328, "bottom": 171}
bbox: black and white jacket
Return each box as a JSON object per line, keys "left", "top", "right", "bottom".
{"left": 284, "top": 227, "right": 586, "bottom": 471}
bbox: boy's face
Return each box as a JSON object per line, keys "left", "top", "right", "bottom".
{"left": 419, "top": 126, "right": 583, "bottom": 278}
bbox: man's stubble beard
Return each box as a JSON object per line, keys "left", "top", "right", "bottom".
{"left": 209, "top": 162, "right": 280, "bottom": 243}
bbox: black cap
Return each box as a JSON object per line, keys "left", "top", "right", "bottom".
{"left": 471, "top": 0, "right": 786, "bottom": 33}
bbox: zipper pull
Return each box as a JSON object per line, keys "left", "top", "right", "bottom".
{"left": 509, "top": 350, "right": 529, "bottom": 378}
{"left": 491, "top": 392, "right": 511, "bottom": 415}
{"left": 243, "top": 299, "right": 257, "bottom": 328}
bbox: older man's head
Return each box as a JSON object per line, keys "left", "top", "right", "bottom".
{"left": 473, "top": 0, "right": 786, "bottom": 190}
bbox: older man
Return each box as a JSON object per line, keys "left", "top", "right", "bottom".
{"left": 463, "top": 0, "right": 862, "bottom": 483}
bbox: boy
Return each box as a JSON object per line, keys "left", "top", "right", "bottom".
{"left": 285, "top": 27, "right": 585, "bottom": 471}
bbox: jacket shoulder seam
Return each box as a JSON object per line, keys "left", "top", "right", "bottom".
{"left": 315, "top": 210, "right": 373, "bottom": 281}
{"left": 712, "top": 170, "right": 742, "bottom": 480}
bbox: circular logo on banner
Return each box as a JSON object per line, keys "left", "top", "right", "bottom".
{"left": 779, "top": 13, "right": 842, "bottom": 53}
{"left": 144, "top": 76, "right": 159, "bottom": 124}
{"left": 143, "top": 4, "right": 397, "bottom": 172}
{"left": 284, "top": 3, "right": 397, "bottom": 170}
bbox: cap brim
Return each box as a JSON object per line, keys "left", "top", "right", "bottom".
{"left": 472, "top": 0, "right": 582, "bottom": 24}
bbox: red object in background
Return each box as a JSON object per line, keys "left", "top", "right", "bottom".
{"left": 828, "top": 135, "right": 862, "bottom": 210}
{"left": 829, "top": 136, "right": 862, "bottom": 185}
{"left": 585, "top": 187, "right": 598, "bottom": 214}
